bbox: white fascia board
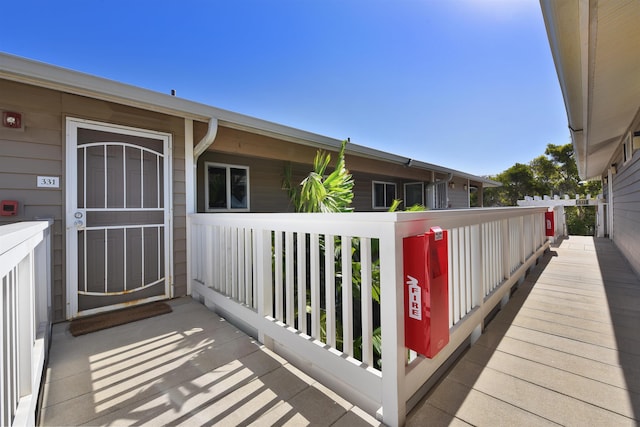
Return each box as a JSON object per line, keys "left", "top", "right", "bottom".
{"left": 0, "top": 52, "right": 493, "bottom": 185}
{"left": 540, "top": 0, "right": 593, "bottom": 179}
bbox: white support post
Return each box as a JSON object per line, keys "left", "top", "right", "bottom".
{"left": 185, "top": 118, "right": 194, "bottom": 296}
{"left": 379, "top": 223, "right": 405, "bottom": 427}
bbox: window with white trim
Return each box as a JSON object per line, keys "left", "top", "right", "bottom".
{"left": 623, "top": 132, "right": 633, "bottom": 165}
{"left": 205, "top": 162, "right": 249, "bottom": 211}
{"left": 372, "top": 181, "right": 396, "bottom": 209}
{"left": 404, "top": 182, "right": 424, "bottom": 207}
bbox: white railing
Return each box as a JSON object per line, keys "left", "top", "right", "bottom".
{"left": 0, "top": 221, "right": 52, "bottom": 427}
{"left": 189, "top": 207, "right": 549, "bottom": 426}
{"left": 550, "top": 205, "right": 567, "bottom": 241}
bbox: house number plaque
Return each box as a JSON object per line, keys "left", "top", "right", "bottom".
{"left": 37, "top": 176, "right": 60, "bottom": 188}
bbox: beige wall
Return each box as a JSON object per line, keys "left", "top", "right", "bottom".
{"left": 0, "top": 79, "right": 187, "bottom": 320}
{"left": 199, "top": 126, "right": 476, "bottom": 212}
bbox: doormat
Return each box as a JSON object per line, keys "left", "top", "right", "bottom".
{"left": 69, "top": 301, "right": 172, "bottom": 337}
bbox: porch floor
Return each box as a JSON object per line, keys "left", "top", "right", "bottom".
{"left": 40, "top": 236, "right": 640, "bottom": 426}
{"left": 39, "top": 297, "right": 380, "bottom": 426}
{"left": 407, "top": 236, "right": 640, "bottom": 426}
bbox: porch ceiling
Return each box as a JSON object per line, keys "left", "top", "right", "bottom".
{"left": 541, "top": 0, "right": 640, "bottom": 179}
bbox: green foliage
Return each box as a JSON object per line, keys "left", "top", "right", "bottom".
{"left": 565, "top": 206, "right": 596, "bottom": 236}
{"left": 485, "top": 143, "right": 602, "bottom": 206}
{"left": 285, "top": 140, "right": 354, "bottom": 213}
{"left": 484, "top": 162, "right": 537, "bottom": 206}
{"left": 282, "top": 143, "right": 383, "bottom": 367}
{"left": 388, "top": 199, "right": 427, "bottom": 212}
{"left": 484, "top": 142, "right": 602, "bottom": 236}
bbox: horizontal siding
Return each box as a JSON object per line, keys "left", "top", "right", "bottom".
{"left": 172, "top": 118, "right": 187, "bottom": 297}
{"left": 1, "top": 80, "right": 65, "bottom": 320}
{"left": 613, "top": 149, "right": 640, "bottom": 276}
{"left": 1, "top": 79, "right": 189, "bottom": 319}
{"left": 448, "top": 178, "right": 471, "bottom": 209}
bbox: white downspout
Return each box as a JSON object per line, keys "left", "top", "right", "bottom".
{"left": 186, "top": 117, "right": 218, "bottom": 297}
{"left": 194, "top": 117, "right": 219, "bottom": 160}
{"left": 193, "top": 117, "right": 219, "bottom": 210}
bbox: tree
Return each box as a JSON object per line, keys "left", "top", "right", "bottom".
{"left": 484, "top": 163, "right": 538, "bottom": 206}
{"left": 485, "top": 142, "right": 602, "bottom": 236}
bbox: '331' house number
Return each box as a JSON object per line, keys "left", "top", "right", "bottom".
{"left": 37, "top": 176, "right": 60, "bottom": 188}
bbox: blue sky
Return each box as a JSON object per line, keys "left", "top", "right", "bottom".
{"left": 1, "top": 0, "right": 567, "bottom": 176}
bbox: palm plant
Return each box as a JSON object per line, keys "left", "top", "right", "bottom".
{"left": 285, "top": 140, "right": 354, "bottom": 213}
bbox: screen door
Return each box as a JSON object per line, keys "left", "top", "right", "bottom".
{"left": 66, "top": 118, "right": 171, "bottom": 318}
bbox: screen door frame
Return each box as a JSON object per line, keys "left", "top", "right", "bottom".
{"left": 65, "top": 117, "right": 173, "bottom": 318}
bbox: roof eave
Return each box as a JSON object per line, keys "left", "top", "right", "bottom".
{"left": 0, "top": 52, "right": 493, "bottom": 185}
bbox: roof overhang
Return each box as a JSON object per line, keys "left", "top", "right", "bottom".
{"left": 540, "top": 0, "right": 640, "bottom": 179}
{"left": 0, "top": 52, "right": 496, "bottom": 186}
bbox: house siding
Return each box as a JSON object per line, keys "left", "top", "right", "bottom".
{"left": 612, "top": 148, "right": 640, "bottom": 276}
{"left": 1, "top": 80, "right": 65, "bottom": 320}
{"left": 448, "top": 178, "right": 470, "bottom": 209}
{"left": 0, "top": 79, "right": 187, "bottom": 320}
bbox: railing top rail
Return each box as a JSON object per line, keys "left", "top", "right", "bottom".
{"left": 0, "top": 220, "right": 52, "bottom": 257}
{"left": 189, "top": 207, "right": 548, "bottom": 237}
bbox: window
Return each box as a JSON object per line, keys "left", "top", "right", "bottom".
{"left": 205, "top": 162, "right": 249, "bottom": 211}
{"left": 404, "top": 182, "right": 424, "bottom": 207}
{"left": 372, "top": 181, "right": 396, "bottom": 209}
{"left": 623, "top": 133, "right": 633, "bottom": 165}
{"left": 433, "top": 182, "right": 448, "bottom": 209}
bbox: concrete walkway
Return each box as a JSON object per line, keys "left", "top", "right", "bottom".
{"left": 40, "top": 297, "right": 380, "bottom": 426}
{"left": 406, "top": 236, "right": 640, "bottom": 426}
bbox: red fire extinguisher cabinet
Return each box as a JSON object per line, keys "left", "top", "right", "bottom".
{"left": 545, "top": 211, "right": 554, "bottom": 237}
{"left": 403, "top": 227, "right": 449, "bottom": 358}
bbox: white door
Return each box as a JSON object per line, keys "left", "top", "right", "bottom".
{"left": 66, "top": 118, "right": 172, "bottom": 318}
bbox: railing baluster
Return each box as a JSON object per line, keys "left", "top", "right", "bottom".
{"left": 274, "top": 231, "right": 284, "bottom": 322}
{"left": 310, "top": 234, "right": 320, "bottom": 339}
{"left": 324, "top": 234, "right": 336, "bottom": 347}
{"left": 285, "top": 231, "right": 295, "bottom": 326}
{"left": 296, "top": 232, "right": 307, "bottom": 333}
{"left": 231, "top": 227, "right": 238, "bottom": 300}
{"left": 238, "top": 228, "right": 245, "bottom": 303}
{"left": 244, "top": 228, "right": 253, "bottom": 307}
{"left": 360, "top": 237, "right": 373, "bottom": 367}
{"left": 464, "top": 226, "right": 472, "bottom": 314}
{"left": 450, "top": 228, "right": 460, "bottom": 324}
{"left": 341, "top": 236, "right": 353, "bottom": 356}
